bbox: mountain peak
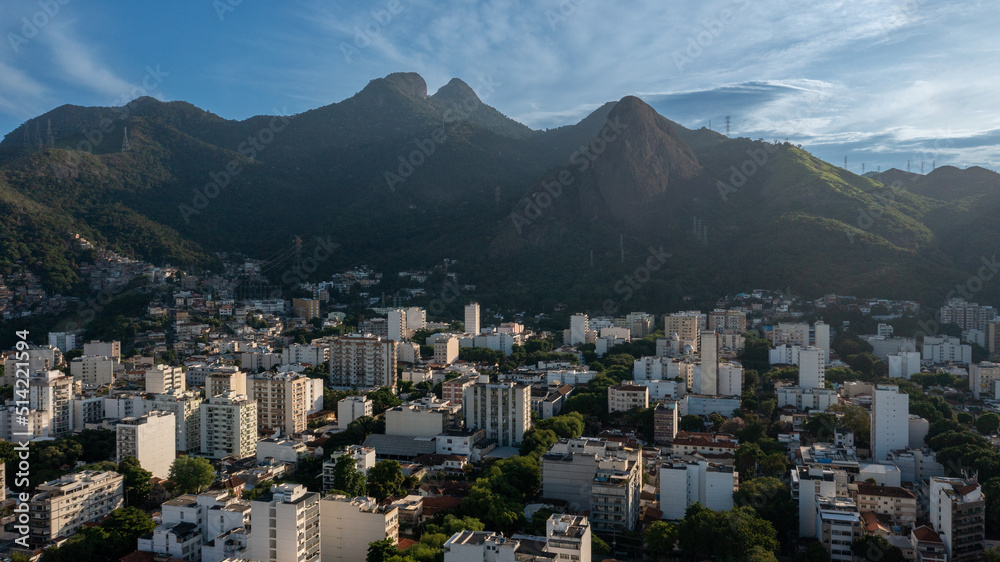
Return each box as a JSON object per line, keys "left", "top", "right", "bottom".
{"left": 382, "top": 72, "right": 427, "bottom": 99}
{"left": 432, "top": 78, "right": 481, "bottom": 106}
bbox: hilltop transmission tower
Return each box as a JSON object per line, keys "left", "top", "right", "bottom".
{"left": 907, "top": 160, "right": 911, "bottom": 173}
{"left": 34, "top": 121, "right": 42, "bottom": 150}
{"left": 921, "top": 161, "right": 925, "bottom": 174}
{"left": 932, "top": 160, "right": 936, "bottom": 170}
{"left": 725, "top": 116, "right": 731, "bottom": 137}
{"left": 45, "top": 120, "right": 55, "bottom": 148}
{"left": 22, "top": 121, "right": 31, "bottom": 146}
{"left": 121, "top": 127, "right": 130, "bottom": 151}
{"left": 844, "top": 156, "right": 848, "bottom": 169}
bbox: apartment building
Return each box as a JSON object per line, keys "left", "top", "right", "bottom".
{"left": 541, "top": 438, "right": 642, "bottom": 531}
{"left": 385, "top": 398, "right": 461, "bottom": 438}
{"left": 205, "top": 365, "right": 248, "bottom": 398}
{"left": 319, "top": 494, "right": 399, "bottom": 561}
{"left": 847, "top": 482, "right": 917, "bottom": 527}
{"left": 147, "top": 391, "right": 204, "bottom": 454}
{"left": 29, "top": 471, "right": 124, "bottom": 544}
{"left": 464, "top": 380, "right": 531, "bottom": 447}
{"left": 607, "top": 383, "right": 649, "bottom": 413}
{"left": 927, "top": 477, "right": 985, "bottom": 561}
{"left": 250, "top": 372, "right": 309, "bottom": 436}
{"left": 146, "top": 364, "right": 186, "bottom": 394}
{"left": 337, "top": 395, "right": 372, "bottom": 428}
{"left": 433, "top": 336, "right": 459, "bottom": 365}
{"left": 200, "top": 391, "right": 258, "bottom": 460}
{"left": 329, "top": 335, "right": 397, "bottom": 390}
{"left": 660, "top": 458, "right": 737, "bottom": 519}
{"left": 116, "top": 410, "right": 176, "bottom": 479}
{"left": 29, "top": 370, "right": 74, "bottom": 438}
{"left": 248, "top": 484, "right": 321, "bottom": 562}
{"left": 653, "top": 400, "right": 679, "bottom": 444}
{"left": 871, "top": 385, "right": 909, "bottom": 461}
{"left": 70, "top": 355, "right": 116, "bottom": 387}
{"left": 816, "top": 496, "right": 862, "bottom": 562}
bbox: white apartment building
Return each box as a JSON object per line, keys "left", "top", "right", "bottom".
{"left": 29, "top": 471, "right": 124, "bottom": 544}
{"left": 927, "top": 477, "right": 986, "bottom": 561}
{"left": 970, "top": 361, "right": 1000, "bottom": 399}
{"left": 871, "top": 385, "right": 909, "bottom": 461}
{"left": 434, "top": 335, "right": 459, "bottom": 365}
{"left": 922, "top": 336, "right": 972, "bottom": 364}
{"left": 206, "top": 367, "right": 248, "bottom": 400}
{"left": 777, "top": 386, "right": 837, "bottom": 411}
{"left": 329, "top": 335, "right": 397, "bottom": 390}
{"left": 83, "top": 340, "right": 120, "bottom": 360}
{"left": 570, "top": 314, "right": 590, "bottom": 345}
{"left": 888, "top": 351, "right": 922, "bottom": 379}
{"left": 70, "top": 355, "right": 116, "bottom": 387}
{"left": 385, "top": 398, "right": 460, "bottom": 438}
{"left": 338, "top": 396, "right": 372, "bottom": 427}
{"left": 816, "top": 496, "right": 862, "bottom": 562}
{"left": 717, "top": 362, "right": 743, "bottom": 396}
{"left": 282, "top": 343, "right": 328, "bottom": 367}
{"left": 607, "top": 383, "right": 649, "bottom": 413}
{"left": 147, "top": 391, "right": 203, "bottom": 454}
{"left": 146, "top": 364, "right": 186, "bottom": 394}
{"left": 631, "top": 379, "right": 685, "bottom": 401}
{"left": 257, "top": 438, "right": 308, "bottom": 464}
{"left": 116, "top": 410, "right": 176, "bottom": 479}
{"left": 200, "top": 391, "right": 258, "bottom": 460}
{"left": 659, "top": 459, "right": 737, "bottom": 519}
{"left": 814, "top": 321, "right": 831, "bottom": 365}
{"left": 28, "top": 370, "right": 74, "bottom": 438}
{"left": 696, "top": 331, "right": 718, "bottom": 395}
{"left": 387, "top": 309, "right": 406, "bottom": 342}
{"left": 799, "top": 346, "right": 826, "bottom": 389}
{"left": 248, "top": 484, "right": 321, "bottom": 562}
{"left": 541, "top": 438, "right": 642, "bottom": 531}
{"left": 250, "top": 372, "right": 309, "bottom": 436}
{"left": 464, "top": 380, "right": 531, "bottom": 447}
{"left": 772, "top": 322, "right": 810, "bottom": 346}
{"left": 48, "top": 331, "right": 76, "bottom": 352}
{"left": 319, "top": 494, "right": 399, "bottom": 561}
{"left": 405, "top": 306, "right": 427, "bottom": 332}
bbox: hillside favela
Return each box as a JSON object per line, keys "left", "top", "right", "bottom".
{"left": 1, "top": 1, "right": 999, "bottom": 561}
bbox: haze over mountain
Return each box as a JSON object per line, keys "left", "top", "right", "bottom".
{"left": 3, "top": 72, "right": 1000, "bottom": 312}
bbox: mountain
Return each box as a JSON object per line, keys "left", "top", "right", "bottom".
{"left": 1, "top": 72, "right": 997, "bottom": 311}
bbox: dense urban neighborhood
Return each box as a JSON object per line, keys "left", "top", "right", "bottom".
{"left": 2, "top": 250, "right": 1000, "bottom": 562}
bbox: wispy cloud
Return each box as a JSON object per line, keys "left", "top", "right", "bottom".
{"left": 43, "top": 23, "right": 134, "bottom": 101}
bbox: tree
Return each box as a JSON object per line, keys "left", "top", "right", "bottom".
{"left": 680, "top": 414, "right": 706, "bottom": 432}
{"left": 118, "top": 456, "right": 152, "bottom": 506}
{"left": 329, "top": 454, "right": 366, "bottom": 497}
{"left": 168, "top": 456, "right": 216, "bottom": 494}
{"left": 367, "top": 538, "right": 398, "bottom": 562}
{"left": 367, "top": 387, "right": 402, "bottom": 415}
{"left": 426, "top": 514, "right": 484, "bottom": 536}
{"left": 645, "top": 521, "right": 678, "bottom": 559}
{"left": 733, "top": 477, "right": 796, "bottom": 545}
{"left": 367, "top": 460, "right": 404, "bottom": 501}
{"left": 851, "top": 535, "right": 904, "bottom": 562}
{"left": 735, "top": 443, "right": 764, "bottom": 477}
{"left": 678, "top": 503, "right": 778, "bottom": 560}
{"left": 535, "top": 412, "right": 585, "bottom": 438}
{"left": 592, "top": 534, "right": 611, "bottom": 556}
{"left": 978, "top": 412, "right": 1000, "bottom": 435}
{"left": 958, "top": 412, "right": 975, "bottom": 425}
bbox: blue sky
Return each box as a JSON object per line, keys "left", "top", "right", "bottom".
{"left": 2, "top": 0, "right": 998, "bottom": 173}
